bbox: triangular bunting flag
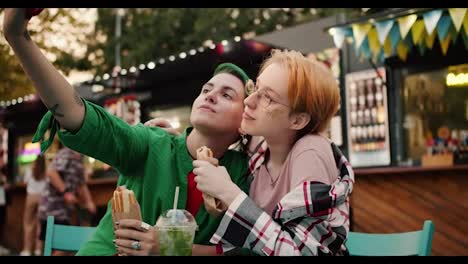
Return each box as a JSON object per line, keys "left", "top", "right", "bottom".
{"left": 331, "top": 27, "right": 350, "bottom": 49}
{"left": 397, "top": 42, "right": 409, "bottom": 61}
{"left": 411, "top": 20, "right": 426, "bottom": 45}
{"left": 423, "top": 9, "right": 443, "bottom": 35}
{"left": 378, "top": 49, "right": 385, "bottom": 63}
{"left": 360, "top": 37, "right": 372, "bottom": 60}
{"left": 437, "top": 15, "right": 452, "bottom": 42}
{"left": 372, "top": 46, "right": 382, "bottom": 63}
{"left": 368, "top": 28, "right": 381, "bottom": 58}
{"left": 425, "top": 30, "right": 437, "bottom": 49}
{"left": 374, "top": 19, "right": 394, "bottom": 45}
{"left": 462, "top": 32, "right": 468, "bottom": 49}
{"left": 440, "top": 34, "right": 451, "bottom": 55}
{"left": 384, "top": 36, "right": 393, "bottom": 56}
{"left": 448, "top": 23, "right": 459, "bottom": 44}
{"left": 389, "top": 24, "right": 401, "bottom": 51}
{"left": 448, "top": 8, "right": 467, "bottom": 32}
{"left": 398, "top": 14, "right": 418, "bottom": 39}
{"left": 352, "top": 23, "right": 373, "bottom": 49}
{"left": 404, "top": 33, "right": 414, "bottom": 50}
{"left": 464, "top": 13, "right": 468, "bottom": 35}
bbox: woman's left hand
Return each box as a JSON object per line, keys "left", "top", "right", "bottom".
{"left": 114, "top": 219, "right": 158, "bottom": 256}
{"left": 193, "top": 160, "right": 242, "bottom": 206}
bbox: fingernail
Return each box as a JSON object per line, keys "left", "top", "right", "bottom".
{"left": 115, "top": 221, "right": 119, "bottom": 225}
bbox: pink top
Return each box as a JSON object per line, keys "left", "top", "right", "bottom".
{"left": 249, "top": 134, "right": 338, "bottom": 215}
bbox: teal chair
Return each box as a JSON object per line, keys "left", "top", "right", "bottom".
{"left": 346, "top": 220, "right": 435, "bottom": 256}
{"left": 44, "top": 215, "right": 97, "bottom": 256}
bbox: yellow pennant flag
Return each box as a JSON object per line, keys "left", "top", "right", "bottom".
{"left": 440, "top": 35, "right": 451, "bottom": 55}
{"left": 411, "top": 20, "right": 426, "bottom": 44}
{"left": 368, "top": 28, "right": 381, "bottom": 58}
{"left": 352, "top": 23, "right": 373, "bottom": 49}
{"left": 398, "top": 14, "right": 418, "bottom": 39}
{"left": 425, "top": 30, "right": 437, "bottom": 49}
{"left": 448, "top": 8, "right": 467, "bottom": 32}
{"left": 397, "top": 42, "right": 409, "bottom": 61}
{"left": 464, "top": 13, "right": 468, "bottom": 35}
{"left": 384, "top": 36, "right": 393, "bottom": 56}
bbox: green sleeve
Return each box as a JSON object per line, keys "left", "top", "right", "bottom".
{"left": 51, "top": 100, "right": 149, "bottom": 176}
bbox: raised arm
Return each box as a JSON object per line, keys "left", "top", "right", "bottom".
{"left": 3, "top": 8, "right": 84, "bottom": 132}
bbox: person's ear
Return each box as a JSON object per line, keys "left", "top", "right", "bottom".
{"left": 289, "top": 112, "right": 311, "bottom": 131}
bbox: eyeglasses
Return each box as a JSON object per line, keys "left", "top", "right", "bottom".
{"left": 245, "top": 79, "right": 290, "bottom": 109}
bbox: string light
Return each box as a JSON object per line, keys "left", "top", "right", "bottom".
{"left": 94, "top": 35, "right": 254, "bottom": 86}
{"left": 0, "top": 93, "right": 36, "bottom": 108}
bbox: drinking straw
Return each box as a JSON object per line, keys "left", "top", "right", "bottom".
{"left": 172, "top": 186, "right": 179, "bottom": 223}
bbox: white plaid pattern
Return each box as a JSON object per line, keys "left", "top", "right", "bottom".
{"left": 211, "top": 142, "right": 354, "bottom": 256}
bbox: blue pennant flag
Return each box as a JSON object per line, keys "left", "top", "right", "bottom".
{"left": 378, "top": 49, "right": 385, "bottom": 63}
{"left": 404, "top": 33, "right": 414, "bottom": 50}
{"left": 423, "top": 9, "right": 443, "bottom": 35}
{"left": 437, "top": 15, "right": 452, "bottom": 42}
{"left": 389, "top": 24, "right": 401, "bottom": 52}
{"left": 360, "top": 37, "right": 372, "bottom": 60}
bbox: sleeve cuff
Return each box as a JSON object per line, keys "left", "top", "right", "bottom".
{"left": 228, "top": 191, "right": 248, "bottom": 211}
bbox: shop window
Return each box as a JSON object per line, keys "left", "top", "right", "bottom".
{"left": 402, "top": 63, "right": 468, "bottom": 166}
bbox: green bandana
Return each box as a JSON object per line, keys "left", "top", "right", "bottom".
{"left": 31, "top": 111, "right": 58, "bottom": 154}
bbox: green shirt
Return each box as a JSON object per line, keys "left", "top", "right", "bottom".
{"left": 33, "top": 100, "right": 249, "bottom": 256}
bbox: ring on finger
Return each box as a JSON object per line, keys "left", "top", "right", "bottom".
{"left": 131, "top": 240, "right": 141, "bottom": 250}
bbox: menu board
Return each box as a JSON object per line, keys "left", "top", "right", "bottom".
{"left": 345, "top": 68, "right": 391, "bottom": 167}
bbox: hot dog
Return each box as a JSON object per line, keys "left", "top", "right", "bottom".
{"left": 196, "top": 146, "right": 225, "bottom": 217}
{"left": 112, "top": 186, "right": 142, "bottom": 225}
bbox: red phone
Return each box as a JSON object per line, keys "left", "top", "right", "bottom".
{"left": 25, "top": 8, "right": 44, "bottom": 19}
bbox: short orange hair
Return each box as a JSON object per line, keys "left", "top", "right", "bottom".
{"left": 259, "top": 49, "right": 340, "bottom": 136}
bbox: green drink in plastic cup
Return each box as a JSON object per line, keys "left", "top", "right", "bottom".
{"left": 156, "top": 209, "right": 197, "bottom": 256}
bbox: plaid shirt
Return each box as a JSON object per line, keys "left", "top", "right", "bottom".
{"left": 211, "top": 139, "right": 354, "bottom": 256}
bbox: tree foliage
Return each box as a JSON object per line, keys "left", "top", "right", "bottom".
{"left": 0, "top": 8, "right": 95, "bottom": 101}
{"left": 1, "top": 8, "right": 364, "bottom": 101}
{"left": 88, "top": 8, "right": 362, "bottom": 75}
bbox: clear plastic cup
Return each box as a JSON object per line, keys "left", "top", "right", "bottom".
{"left": 155, "top": 209, "right": 198, "bottom": 256}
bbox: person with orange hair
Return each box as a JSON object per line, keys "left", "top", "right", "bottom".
{"left": 192, "top": 49, "right": 355, "bottom": 256}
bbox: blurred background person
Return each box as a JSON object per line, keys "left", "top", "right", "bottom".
{"left": 20, "top": 155, "right": 47, "bottom": 256}
{"left": 37, "top": 145, "right": 96, "bottom": 256}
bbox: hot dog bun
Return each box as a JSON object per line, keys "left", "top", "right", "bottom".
{"left": 112, "top": 185, "right": 142, "bottom": 221}
{"left": 196, "top": 146, "right": 225, "bottom": 216}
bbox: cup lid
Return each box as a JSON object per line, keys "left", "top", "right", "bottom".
{"left": 156, "top": 209, "right": 197, "bottom": 228}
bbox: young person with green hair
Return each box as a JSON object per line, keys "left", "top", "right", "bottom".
{"left": 3, "top": 8, "right": 253, "bottom": 255}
